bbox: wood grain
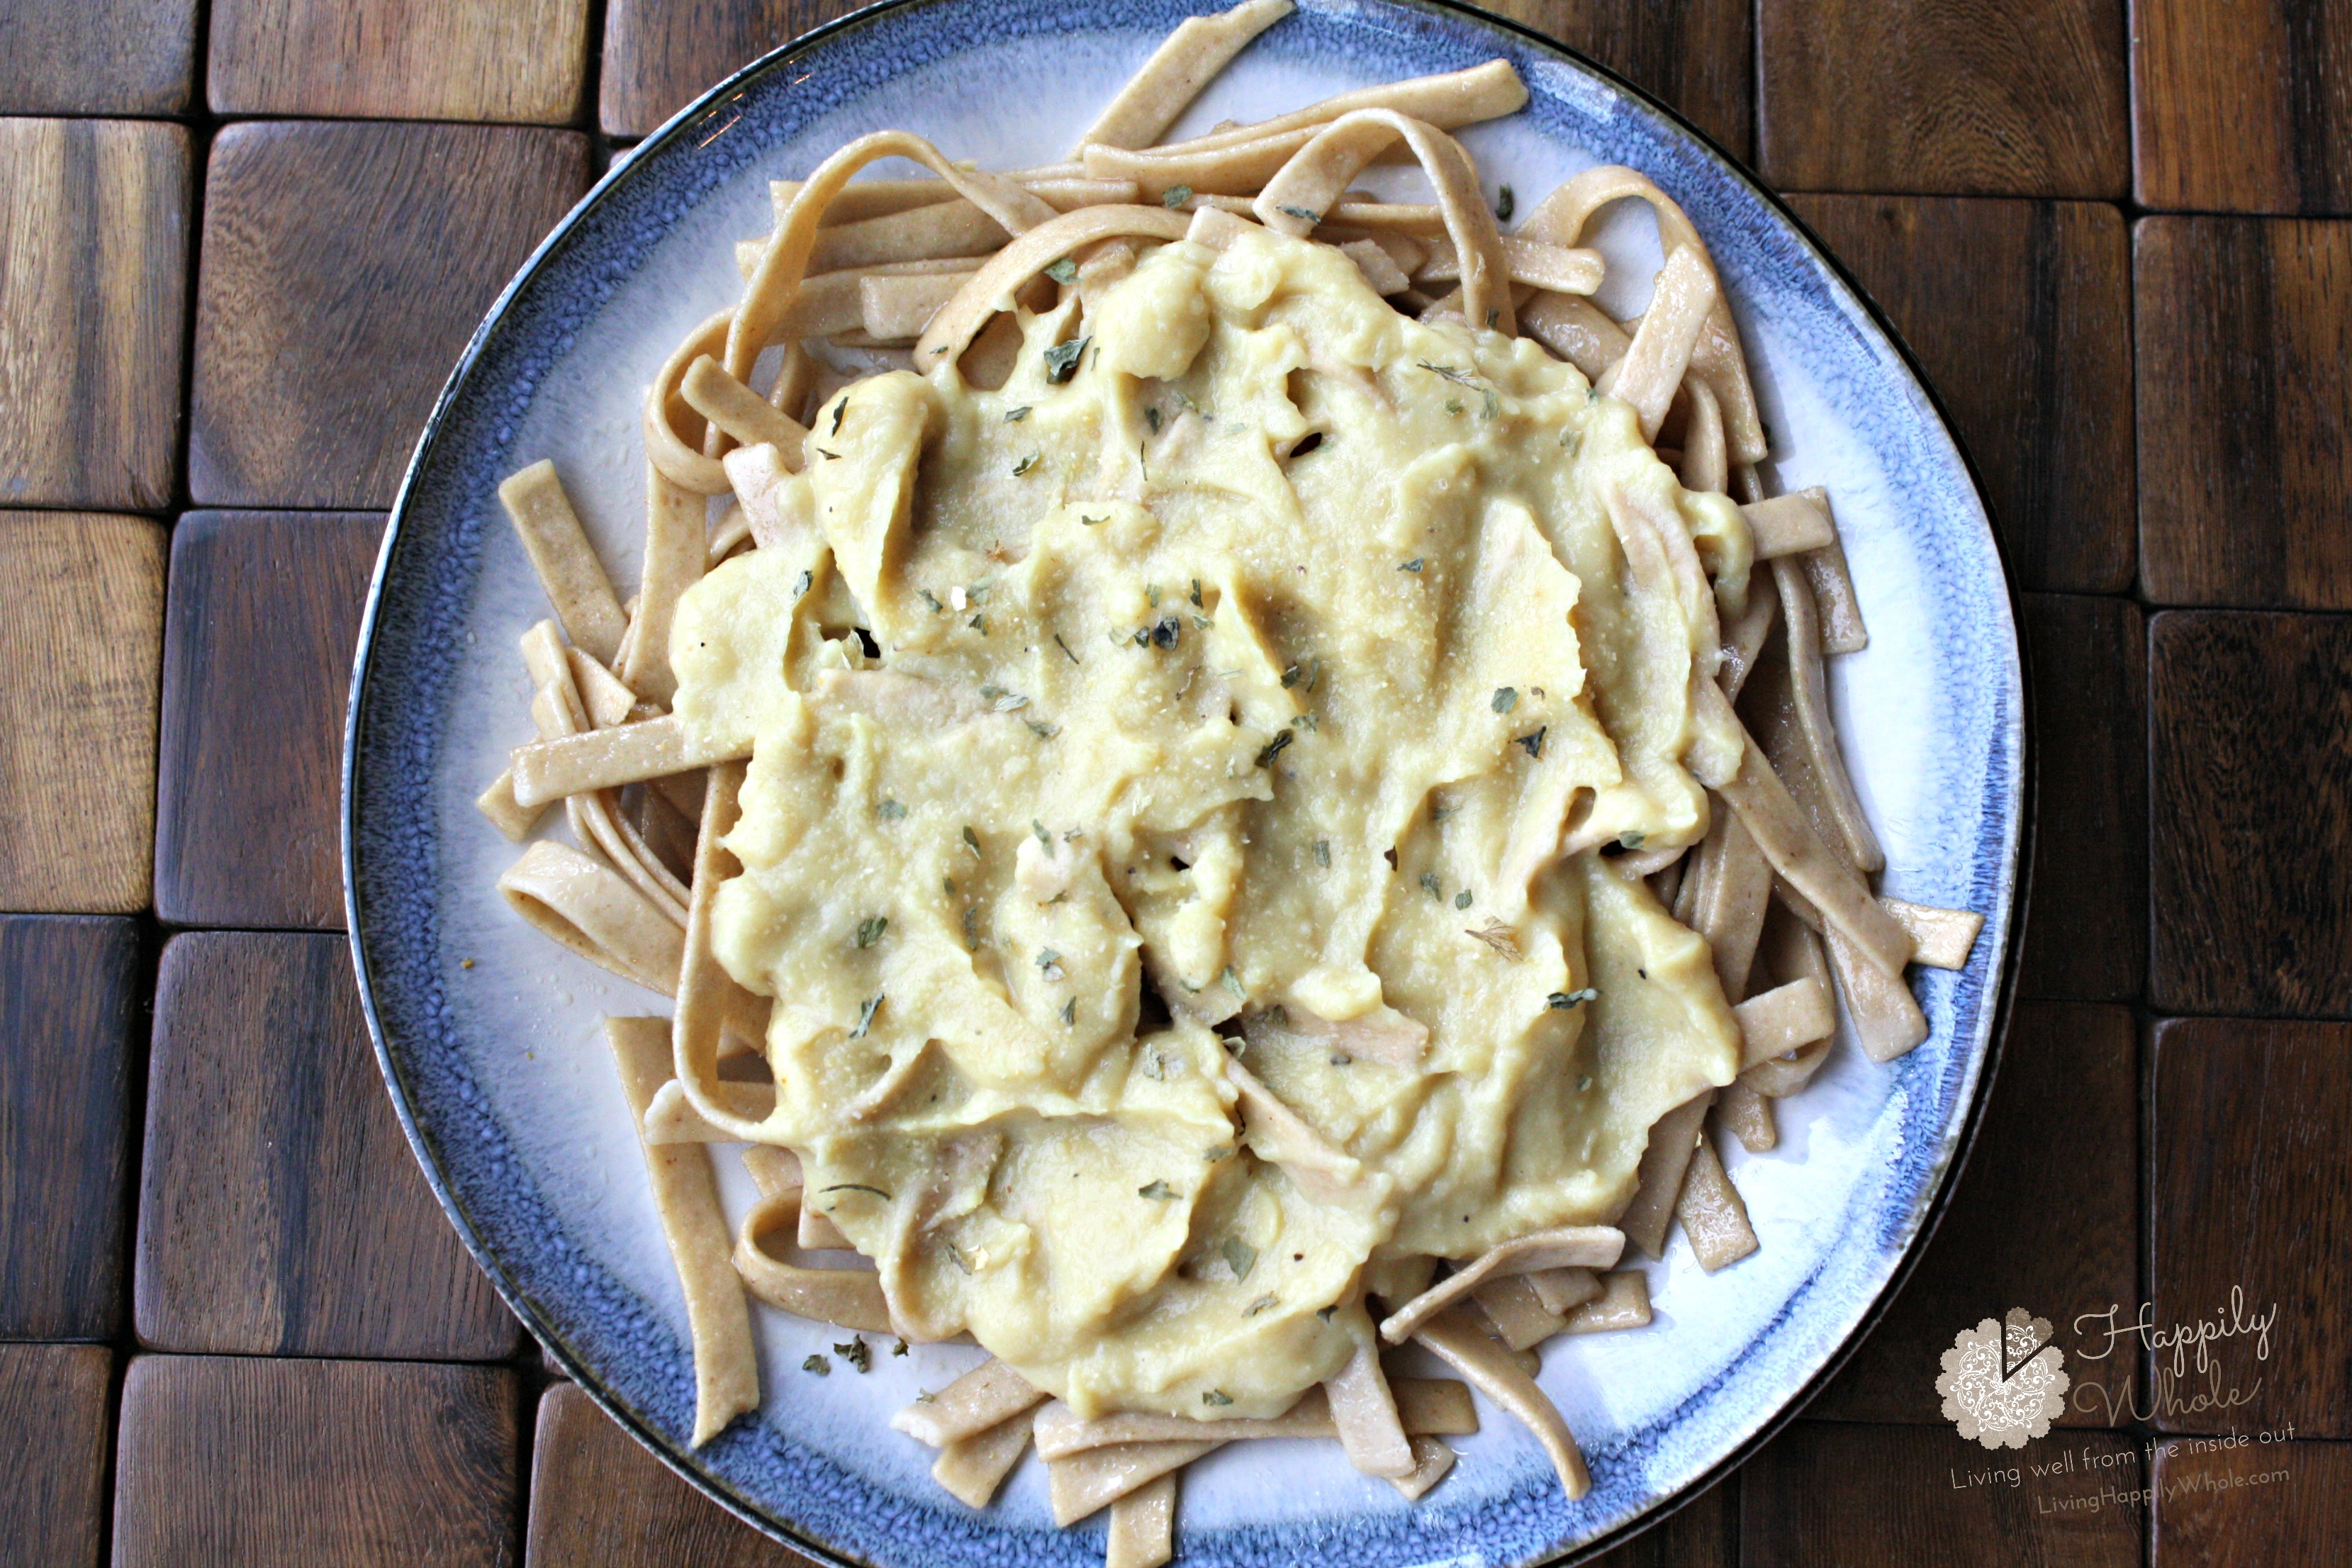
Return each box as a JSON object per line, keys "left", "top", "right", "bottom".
{"left": 0, "top": 0, "right": 197, "bottom": 114}
{"left": 2136, "top": 216, "right": 2352, "bottom": 610}
{"left": 0, "top": 1344, "right": 111, "bottom": 1568}
{"left": 208, "top": 0, "right": 591, "bottom": 122}
{"left": 188, "top": 121, "right": 590, "bottom": 509}
{"left": 1742, "top": 1421, "right": 2144, "bottom": 1564}
{"left": 135, "top": 931, "right": 520, "bottom": 1360}
{"left": 1758, "top": 0, "right": 2129, "bottom": 197}
{"left": 154, "top": 512, "right": 384, "bottom": 929}
{"left": 2017, "top": 595, "right": 2145, "bottom": 999}
{"left": 2134, "top": 0, "right": 2352, "bottom": 215}
{"left": 2154, "top": 1438, "right": 2350, "bottom": 1562}
{"left": 1810, "top": 1004, "right": 2139, "bottom": 1425}
{"left": 0, "top": 917, "right": 140, "bottom": 1340}
{"left": 527, "top": 1383, "right": 819, "bottom": 1567}
{"left": 113, "top": 1355, "right": 520, "bottom": 1568}
{"left": 599, "top": 0, "right": 893, "bottom": 138}
{"left": 1788, "top": 196, "right": 2134, "bottom": 593}
{"left": 0, "top": 120, "right": 189, "bottom": 512}
{"left": 0, "top": 512, "right": 166, "bottom": 914}
{"left": 2149, "top": 612, "right": 2352, "bottom": 1017}
{"left": 1586, "top": 1472, "right": 1735, "bottom": 1566}
{"left": 2153, "top": 1018, "right": 2352, "bottom": 1437}
{"left": 1469, "top": 1, "right": 1750, "bottom": 162}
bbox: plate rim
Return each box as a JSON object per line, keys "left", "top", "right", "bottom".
{"left": 341, "top": 1, "right": 2035, "bottom": 1561}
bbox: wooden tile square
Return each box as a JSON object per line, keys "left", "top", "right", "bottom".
{"left": 0, "top": 917, "right": 140, "bottom": 1340}
{"left": 2137, "top": 217, "right": 2352, "bottom": 610}
{"left": 527, "top": 1382, "right": 815, "bottom": 1567}
{"left": 208, "top": 0, "right": 591, "bottom": 123}
{"left": 2017, "top": 594, "right": 2145, "bottom": 1000}
{"left": 1809, "top": 1004, "right": 2139, "bottom": 1424}
{"left": 2154, "top": 1438, "right": 2349, "bottom": 1563}
{"left": 1465, "top": 2, "right": 1751, "bottom": 163}
{"left": 1758, "top": 0, "right": 2129, "bottom": 198}
{"left": 2134, "top": 0, "right": 2352, "bottom": 215}
{"left": 600, "top": 0, "right": 857, "bottom": 138}
{"left": 189, "top": 121, "right": 590, "bottom": 510}
{"left": 1742, "top": 1421, "right": 2144, "bottom": 1564}
{"left": 113, "top": 1355, "right": 520, "bottom": 1568}
{"left": 2153, "top": 1018, "right": 2352, "bottom": 1437}
{"left": 0, "top": 120, "right": 189, "bottom": 512}
{"left": 155, "top": 512, "right": 383, "bottom": 929}
{"left": 2149, "top": 612, "right": 2352, "bottom": 1017}
{"left": 0, "top": 512, "right": 167, "bottom": 914}
{"left": 0, "top": 1, "right": 196, "bottom": 115}
{"left": 1788, "top": 196, "right": 2134, "bottom": 593}
{"left": 0, "top": 1344, "right": 111, "bottom": 1568}
{"left": 135, "top": 931, "right": 519, "bottom": 1360}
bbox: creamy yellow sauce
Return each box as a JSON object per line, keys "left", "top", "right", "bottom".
{"left": 670, "top": 228, "right": 1745, "bottom": 1418}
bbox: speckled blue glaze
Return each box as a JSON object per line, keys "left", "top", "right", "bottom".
{"left": 345, "top": 2, "right": 2025, "bottom": 1564}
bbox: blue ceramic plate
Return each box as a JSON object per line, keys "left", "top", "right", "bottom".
{"left": 345, "top": 2, "right": 2025, "bottom": 1562}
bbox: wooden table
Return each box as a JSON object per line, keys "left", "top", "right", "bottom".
{"left": 0, "top": 1, "right": 2343, "bottom": 1562}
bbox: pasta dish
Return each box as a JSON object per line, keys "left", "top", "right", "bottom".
{"left": 476, "top": 4, "right": 1983, "bottom": 1562}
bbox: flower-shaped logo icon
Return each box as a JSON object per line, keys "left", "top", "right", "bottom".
{"left": 1937, "top": 1307, "right": 2068, "bottom": 1450}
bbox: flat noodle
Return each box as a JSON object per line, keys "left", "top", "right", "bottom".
{"left": 859, "top": 269, "right": 978, "bottom": 341}
{"left": 1518, "top": 292, "right": 1630, "bottom": 379}
{"left": 1733, "top": 976, "right": 1835, "bottom": 1068}
{"left": 1771, "top": 555, "right": 1883, "bottom": 872}
{"left": 498, "top": 841, "right": 683, "bottom": 995}
{"left": 931, "top": 1409, "right": 1036, "bottom": 1509}
{"left": 498, "top": 461, "right": 628, "bottom": 663}
{"left": 1718, "top": 1081, "right": 1777, "bottom": 1153}
{"left": 731, "top": 1188, "right": 896, "bottom": 1331}
{"left": 809, "top": 200, "right": 1025, "bottom": 274}
{"left": 475, "top": 771, "right": 542, "bottom": 841}
{"left": 643, "top": 1077, "right": 775, "bottom": 1143}
{"left": 1224, "top": 1055, "right": 1368, "bottom": 1202}
{"left": 1678, "top": 377, "right": 1728, "bottom": 495}
{"left": 1618, "top": 1090, "right": 1713, "bottom": 1259}
{"left": 1377, "top": 1224, "right": 1624, "bottom": 1343}
{"left": 1559, "top": 1270, "right": 1651, "bottom": 1334}
{"left": 681, "top": 355, "right": 808, "bottom": 457}
{"left": 1674, "top": 1137, "right": 1758, "bottom": 1272}
{"left": 893, "top": 1357, "right": 1048, "bottom": 1448}
{"left": 607, "top": 1017, "right": 759, "bottom": 1445}
{"left": 1106, "top": 1472, "right": 1177, "bottom": 1568}
{"left": 741, "top": 1143, "right": 801, "bottom": 1198}
{"left": 1597, "top": 245, "right": 1715, "bottom": 441}
{"left": 1883, "top": 898, "right": 1983, "bottom": 970}
{"left": 1253, "top": 110, "right": 1513, "bottom": 335}
{"left": 1048, "top": 1440, "right": 1214, "bottom": 1527}
{"left": 1031, "top": 1379, "right": 1474, "bottom": 1459}
{"left": 1413, "top": 1308, "right": 1590, "bottom": 1500}
{"left": 1108, "top": 59, "right": 1523, "bottom": 164}
{"left": 1389, "top": 1436, "right": 1456, "bottom": 1501}
{"left": 1525, "top": 1266, "right": 1602, "bottom": 1317}
{"left": 510, "top": 715, "right": 741, "bottom": 809}
{"left": 644, "top": 308, "right": 737, "bottom": 493}
{"left": 1742, "top": 492, "right": 1837, "bottom": 559}
{"left": 1323, "top": 1329, "right": 1416, "bottom": 1477}
{"left": 568, "top": 646, "right": 639, "bottom": 724}
{"left": 1075, "top": 0, "right": 1294, "bottom": 151}
{"left": 1472, "top": 1275, "right": 1567, "bottom": 1353}
{"left": 799, "top": 1202, "right": 851, "bottom": 1250}
{"left": 525, "top": 624, "right": 690, "bottom": 926}
{"left": 1676, "top": 800, "right": 1772, "bottom": 999}
{"left": 1413, "top": 233, "right": 1604, "bottom": 296}
{"left": 1827, "top": 924, "right": 1930, "bottom": 1062}
{"left": 673, "top": 761, "right": 781, "bottom": 1142}
{"left": 1340, "top": 236, "right": 1411, "bottom": 295}
{"left": 617, "top": 464, "right": 706, "bottom": 707}
{"left": 913, "top": 205, "right": 1193, "bottom": 366}
{"left": 771, "top": 174, "right": 1138, "bottom": 225}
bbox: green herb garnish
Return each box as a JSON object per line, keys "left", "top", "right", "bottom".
{"left": 1004, "top": 405, "right": 1031, "bottom": 422}
{"left": 1421, "top": 872, "right": 1443, "bottom": 899}
{"left": 1054, "top": 633, "right": 1082, "bottom": 664}
{"left": 1493, "top": 686, "right": 1518, "bottom": 713}
{"left": 1311, "top": 839, "right": 1331, "bottom": 868}
{"left": 1516, "top": 726, "right": 1547, "bottom": 758}
{"left": 836, "top": 1338, "right": 871, "bottom": 1372}
{"left": 1399, "top": 558, "right": 1423, "bottom": 573}
{"left": 1277, "top": 203, "right": 1320, "bottom": 224}
{"left": 856, "top": 916, "right": 887, "bottom": 948}
{"left": 1223, "top": 1237, "right": 1258, "bottom": 1282}
{"left": 1547, "top": 988, "right": 1599, "bottom": 1010}
{"left": 1455, "top": 889, "right": 1472, "bottom": 909}
{"left": 962, "top": 824, "right": 981, "bottom": 856}
{"left": 1254, "top": 729, "right": 1294, "bottom": 768}
{"left": 850, "top": 996, "right": 881, "bottom": 1037}
{"left": 1138, "top": 1180, "right": 1178, "bottom": 1201}
{"left": 823, "top": 1182, "right": 892, "bottom": 1199}
{"left": 1012, "top": 452, "right": 1038, "bottom": 476}
{"left": 803, "top": 1354, "right": 831, "bottom": 1375}
{"left": 1202, "top": 1389, "right": 1236, "bottom": 1406}
{"left": 1042, "top": 335, "right": 1090, "bottom": 383}
{"left": 1162, "top": 183, "right": 1194, "bottom": 208}
{"left": 1496, "top": 184, "right": 1516, "bottom": 223}
{"left": 878, "top": 799, "right": 907, "bottom": 820}
{"left": 1044, "top": 257, "right": 1078, "bottom": 284}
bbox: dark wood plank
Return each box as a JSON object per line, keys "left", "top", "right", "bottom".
{"left": 600, "top": 0, "right": 858, "bottom": 138}
{"left": 2017, "top": 595, "right": 2145, "bottom": 1000}
{"left": 189, "top": 122, "right": 590, "bottom": 510}
{"left": 2149, "top": 612, "right": 2352, "bottom": 1017}
{"left": 135, "top": 931, "right": 519, "bottom": 1360}
{"left": 1470, "top": 1, "right": 1750, "bottom": 163}
{"left": 1587, "top": 1472, "right": 1735, "bottom": 1567}
{"left": 1809, "top": 1003, "right": 2139, "bottom": 1425}
{"left": 1787, "top": 196, "right": 2134, "bottom": 593}
{"left": 155, "top": 512, "right": 384, "bottom": 930}
{"left": 2134, "top": 0, "right": 2352, "bottom": 215}
{"left": 2135, "top": 216, "right": 2352, "bottom": 610}
{"left": 2153, "top": 1018, "right": 2352, "bottom": 1437}
{"left": 0, "top": 512, "right": 167, "bottom": 914}
{"left": 1758, "top": 0, "right": 2129, "bottom": 198}
{"left": 113, "top": 1355, "right": 519, "bottom": 1568}
{"left": 0, "top": 0, "right": 196, "bottom": 115}
{"left": 208, "top": 0, "right": 591, "bottom": 122}
{"left": 0, "top": 120, "right": 188, "bottom": 512}
{"left": 0, "top": 1343, "right": 111, "bottom": 1568}
{"left": 526, "top": 1382, "right": 816, "bottom": 1567}
{"left": 1742, "top": 1421, "right": 2144, "bottom": 1564}
{"left": 2153, "top": 1438, "right": 2351, "bottom": 1563}
{"left": 0, "top": 917, "right": 140, "bottom": 1340}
